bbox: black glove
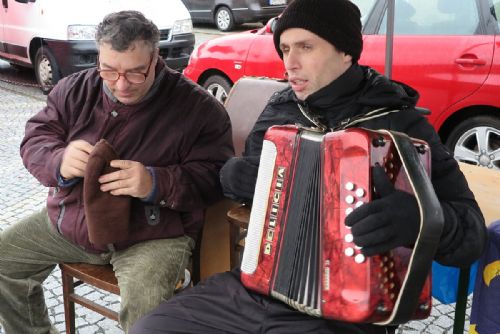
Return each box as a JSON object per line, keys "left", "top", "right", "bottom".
{"left": 220, "top": 156, "right": 259, "bottom": 202}
{"left": 344, "top": 165, "right": 420, "bottom": 256}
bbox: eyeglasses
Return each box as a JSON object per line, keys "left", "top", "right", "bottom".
{"left": 97, "top": 55, "right": 154, "bottom": 84}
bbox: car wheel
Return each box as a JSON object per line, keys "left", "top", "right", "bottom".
{"left": 215, "top": 6, "right": 234, "bottom": 32}
{"left": 445, "top": 115, "right": 500, "bottom": 170}
{"left": 203, "top": 75, "right": 232, "bottom": 104}
{"left": 34, "top": 46, "right": 61, "bottom": 95}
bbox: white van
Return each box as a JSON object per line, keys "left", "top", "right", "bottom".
{"left": 0, "top": 0, "right": 195, "bottom": 93}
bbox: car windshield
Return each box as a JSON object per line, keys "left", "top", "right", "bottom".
{"left": 351, "top": 0, "right": 377, "bottom": 26}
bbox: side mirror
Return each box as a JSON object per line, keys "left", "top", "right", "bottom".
{"left": 265, "top": 17, "right": 279, "bottom": 34}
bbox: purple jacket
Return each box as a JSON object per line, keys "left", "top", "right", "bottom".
{"left": 20, "top": 61, "right": 234, "bottom": 253}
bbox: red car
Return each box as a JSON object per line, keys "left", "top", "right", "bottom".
{"left": 184, "top": 0, "right": 500, "bottom": 170}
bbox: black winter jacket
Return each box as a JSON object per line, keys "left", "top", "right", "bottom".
{"left": 235, "top": 64, "right": 487, "bottom": 268}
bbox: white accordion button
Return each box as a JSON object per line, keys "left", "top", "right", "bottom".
{"left": 345, "top": 182, "right": 355, "bottom": 191}
{"left": 344, "top": 234, "right": 354, "bottom": 243}
{"left": 345, "top": 247, "right": 355, "bottom": 257}
{"left": 355, "top": 254, "right": 366, "bottom": 263}
{"left": 345, "top": 195, "right": 355, "bottom": 204}
{"left": 355, "top": 188, "right": 365, "bottom": 198}
{"left": 355, "top": 201, "right": 364, "bottom": 208}
{"left": 345, "top": 207, "right": 354, "bottom": 216}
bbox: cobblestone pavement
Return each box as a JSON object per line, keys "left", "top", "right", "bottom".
{"left": 0, "top": 71, "right": 472, "bottom": 333}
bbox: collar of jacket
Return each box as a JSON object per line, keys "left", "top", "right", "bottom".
{"left": 296, "top": 64, "right": 420, "bottom": 129}
{"left": 303, "top": 63, "right": 365, "bottom": 109}
{"left": 296, "top": 63, "right": 366, "bottom": 127}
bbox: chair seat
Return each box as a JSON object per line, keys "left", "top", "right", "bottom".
{"left": 227, "top": 204, "right": 250, "bottom": 228}
{"left": 60, "top": 263, "right": 119, "bottom": 294}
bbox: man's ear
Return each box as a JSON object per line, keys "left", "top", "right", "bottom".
{"left": 152, "top": 48, "right": 160, "bottom": 66}
{"left": 343, "top": 53, "right": 353, "bottom": 64}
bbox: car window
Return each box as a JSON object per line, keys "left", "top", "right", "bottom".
{"left": 378, "top": 0, "right": 480, "bottom": 35}
{"left": 350, "top": 0, "right": 377, "bottom": 26}
{"left": 492, "top": 0, "right": 500, "bottom": 30}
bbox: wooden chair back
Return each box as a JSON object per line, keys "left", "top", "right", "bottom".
{"left": 220, "top": 77, "right": 289, "bottom": 267}
{"left": 224, "top": 77, "right": 288, "bottom": 156}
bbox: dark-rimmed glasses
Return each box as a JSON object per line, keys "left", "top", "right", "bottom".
{"left": 97, "top": 55, "right": 154, "bottom": 84}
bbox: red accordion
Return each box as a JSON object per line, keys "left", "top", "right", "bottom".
{"left": 240, "top": 125, "right": 444, "bottom": 325}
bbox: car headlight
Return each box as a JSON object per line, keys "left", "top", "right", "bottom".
{"left": 172, "top": 19, "right": 193, "bottom": 35}
{"left": 67, "top": 25, "right": 97, "bottom": 40}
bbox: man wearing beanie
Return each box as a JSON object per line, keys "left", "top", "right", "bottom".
{"left": 131, "top": 0, "right": 486, "bottom": 333}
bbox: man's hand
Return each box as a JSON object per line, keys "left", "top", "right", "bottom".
{"left": 60, "top": 140, "right": 94, "bottom": 179}
{"left": 220, "top": 156, "right": 259, "bottom": 201}
{"left": 98, "top": 160, "right": 153, "bottom": 199}
{"left": 344, "top": 165, "right": 421, "bottom": 256}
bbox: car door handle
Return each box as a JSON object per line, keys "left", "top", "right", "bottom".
{"left": 455, "top": 58, "right": 487, "bottom": 66}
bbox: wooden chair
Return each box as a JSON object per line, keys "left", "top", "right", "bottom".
{"left": 60, "top": 263, "right": 120, "bottom": 333}
{"left": 223, "top": 76, "right": 288, "bottom": 268}
{"left": 60, "top": 227, "right": 205, "bottom": 334}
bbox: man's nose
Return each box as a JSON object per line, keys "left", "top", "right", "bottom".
{"left": 115, "top": 75, "right": 131, "bottom": 90}
{"left": 284, "top": 49, "right": 299, "bottom": 71}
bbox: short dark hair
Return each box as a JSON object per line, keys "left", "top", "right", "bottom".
{"left": 96, "top": 10, "right": 160, "bottom": 52}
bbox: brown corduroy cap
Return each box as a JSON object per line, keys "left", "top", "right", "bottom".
{"left": 84, "top": 139, "right": 131, "bottom": 246}
{"left": 273, "top": 0, "right": 363, "bottom": 62}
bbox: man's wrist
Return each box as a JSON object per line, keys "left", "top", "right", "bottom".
{"left": 141, "top": 167, "right": 157, "bottom": 202}
{"left": 57, "top": 173, "right": 80, "bottom": 187}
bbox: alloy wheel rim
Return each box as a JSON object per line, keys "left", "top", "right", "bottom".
{"left": 453, "top": 126, "right": 500, "bottom": 170}
{"left": 206, "top": 82, "right": 228, "bottom": 103}
{"left": 217, "top": 10, "right": 230, "bottom": 30}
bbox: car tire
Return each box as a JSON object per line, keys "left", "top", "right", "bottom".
{"left": 34, "top": 46, "right": 61, "bottom": 95}
{"left": 203, "top": 75, "right": 232, "bottom": 104}
{"left": 444, "top": 115, "right": 500, "bottom": 170}
{"left": 215, "top": 6, "right": 235, "bottom": 32}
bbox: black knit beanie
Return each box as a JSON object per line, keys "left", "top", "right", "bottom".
{"left": 273, "top": 0, "right": 363, "bottom": 62}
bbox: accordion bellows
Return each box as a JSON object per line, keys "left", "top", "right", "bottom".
{"left": 241, "top": 125, "right": 443, "bottom": 325}
{"left": 84, "top": 139, "right": 131, "bottom": 246}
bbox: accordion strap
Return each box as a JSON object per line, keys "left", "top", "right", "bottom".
{"left": 296, "top": 104, "right": 403, "bottom": 133}
{"left": 335, "top": 107, "right": 402, "bottom": 130}
{"left": 376, "top": 130, "right": 445, "bottom": 325}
